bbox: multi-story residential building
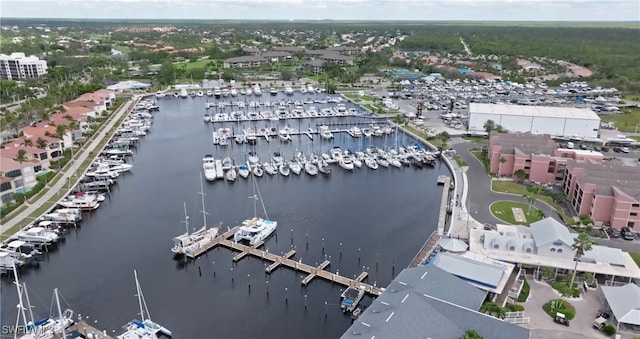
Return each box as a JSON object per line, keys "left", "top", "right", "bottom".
{"left": 562, "top": 161, "right": 640, "bottom": 229}
{"left": 326, "top": 46, "right": 360, "bottom": 55}
{"left": 0, "top": 52, "right": 48, "bottom": 80}
{"left": 0, "top": 146, "right": 48, "bottom": 205}
{"left": 488, "top": 132, "right": 603, "bottom": 182}
{"left": 319, "top": 53, "right": 353, "bottom": 67}
{"left": 222, "top": 55, "right": 268, "bottom": 69}
{"left": 261, "top": 51, "right": 292, "bottom": 62}
{"left": 306, "top": 59, "right": 325, "bottom": 74}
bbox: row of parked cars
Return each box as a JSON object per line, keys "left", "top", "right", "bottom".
{"left": 606, "top": 226, "right": 637, "bottom": 240}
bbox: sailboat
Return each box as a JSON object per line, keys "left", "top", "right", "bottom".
{"left": 171, "top": 176, "right": 219, "bottom": 257}
{"left": 117, "top": 270, "right": 172, "bottom": 339}
{"left": 233, "top": 176, "right": 277, "bottom": 246}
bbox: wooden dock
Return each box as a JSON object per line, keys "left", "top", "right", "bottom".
{"left": 186, "top": 226, "right": 384, "bottom": 296}
{"left": 53, "top": 320, "right": 114, "bottom": 339}
{"left": 408, "top": 231, "right": 442, "bottom": 267}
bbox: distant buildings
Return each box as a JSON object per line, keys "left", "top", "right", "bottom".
{"left": 0, "top": 52, "right": 48, "bottom": 81}
{"left": 468, "top": 103, "right": 601, "bottom": 138}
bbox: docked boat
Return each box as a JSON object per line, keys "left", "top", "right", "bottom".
{"left": 272, "top": 152, "right": 284, "bottom": 166}
{"left": 155, "top": 91, "right": 166, "bottom": 98}
{"left": 362, "top": 128, "right": 373, "bottom": 138}
{"left": 289, "top": 160, "right": 302, "bottom": 175}
{"left": 230, "top": 88, "right": 238, "bottom": 97}
{"left": 253, "top": 85, "right": 262, "bottom": 96}
{"left": 248, "top": 151, "right": 260, "bottom": 165}
{"left": 206, "top": 89, "right": 213, "bottom": 96}
{"left": 338, "top": 157, "right": 355, "bottom": 171}
{"left": 179, "top": 89, "right": 188, "bottom": 98}
{"left": 204, "top": 114, "right": 211, "bottom": 123}
{"left": 245, "top": 128, "right": 258, "bottom": 144}
{"left": 364, "top": 156, "right": 379, "bottom": 170}
{"left": 44, "top": 208, "right": 82, "bottom": 224}
{"left": 58, "top": 192, "right": 100, "bottom": 211}
{"left": 278, "top": 128, "right": 292, "bottom": 142}
{"left": 263, "top": 162, "right": 278, "bottom": 175}
{"left": 213, "top": 87, "right": 222, "bottom": 98}
{"left": 284, "top": 86, "right": 294, "bottom": 95}
{"left": 270, "top": 88, "right": 278, "bottom": 96}
{"left": 0, "top": 251, "right": 23, "bottom": 272}
{"left": 225, "top": 167, "right": 237, "bottom": 182}
{"left": 197, "top": 91, "right": 204, "bottom": 97}
{"left": 117, "top": 270, "right": 172, "bottom": 339}
{"left": 238, "top": 165, "right": 250, "bottom": 179}
{"left": 233, "top": 177, "right": 277, "bottom": 246}
{"left": 278, "top": 163, "right": 290, "bottom": 176}
{"left": 340, "top": 286, "right": 365, "bottom": 313}
{"left": 0, "top": 240, "right": 41, "bottom": 264}
{"left": 252, "top": 165, "right": 264, "bottom": 177}
{"left": 15, "top": 226, "right": 59, "bottom": 245}
{"left": 347, "top": 126, "right": 362, "bottom": 138}
{"left": 376, "top": 156, "right": 390, "bottom": 168}
{"left": 318, "top": 160, "right": 331, "bottom": 175}
{"left": 304, "top": 162, "right": 318, "bottom": 176}
{"left": 171, "top": 178, "right": 219, "bottom": 257}
{"left": 319, "top": 125, "right": 333, "bottom": 139}
{"left": 222, "top": 157, "right": 233, "bottom": 171}
{"left": 203, "top": 155, "right": 217, "bottom": 182}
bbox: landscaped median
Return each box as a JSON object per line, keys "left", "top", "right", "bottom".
{"left": 0, "top": 97, "right": 136, "bottom": 241}
{"left": 489, "top": 200, "right": 544, "bottom": 226}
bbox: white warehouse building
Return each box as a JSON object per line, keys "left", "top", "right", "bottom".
{"left": 468, "top": 103, "right": 601, "bottom": 139}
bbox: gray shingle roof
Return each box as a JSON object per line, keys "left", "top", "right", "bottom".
{"left": 432, "top": 253, "right": 505, "bottom": 288}
{"left": 341, "top": 266, "right": 530, "bottom": 339}
{"left": 530, "top": 218, "right": 575, "bottom": 247}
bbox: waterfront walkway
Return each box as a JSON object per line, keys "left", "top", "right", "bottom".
{"left": 0, "top": 96, "right": 137, "bottom": 235}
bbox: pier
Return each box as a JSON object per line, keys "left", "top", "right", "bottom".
{"left": 408, "top": 231, "right": 442, "bottom": 267}
{"left": 186, "top": 226, "right": 383, "bottom": 296}
{"left": 437, "top": 176, "right": 452, "bottom": 235}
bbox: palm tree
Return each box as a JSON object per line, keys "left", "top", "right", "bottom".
{"left": 514, "top": 169, "right": 527, "bottom": 183}
{"left": 483, "top": 119, "right": 496, "bottom": 134}
{"left": 13, "top": 149, "right": 28, "bottom": 192}
{"left": 498, "top": 156, "right": 507, "bottom": 176}
{"left": 36, "top": 137, "right": 48, "bottom": 149}
{"left": 522, "top": 193, "right": 536, "bottom": 214}
{"left": 22, "top": 138, "right": 34, "bottom": 147}
{"left": 568, "top": 232, "right": 593, "bottom": 297}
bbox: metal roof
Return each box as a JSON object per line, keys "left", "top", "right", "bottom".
{"left": 470, "top": 103, "right": 600, "bottom": 120}
{"left": 341, "top": 266, "right": 529, "bottom": 339}
{"left": 530, "top": 218, "right": 575, "bottom": 247}
{"left": 601, "top": 284, "right": 640, "bottom": 326}
{"left": 432, "top": 253, "right": 505, "bottom": 288}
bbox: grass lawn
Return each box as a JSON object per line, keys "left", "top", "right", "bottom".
{"left": 114, "top": 44, "right": 133, "bottom": 54}
{"left": 462, "top": 136, "right": 488, "bottom": 144}
{"left": 491, "top": 181, "right": 574, "bottom": 224}
{"left": 600, "top": 107, "right": 640, "bottom": 133}
{"left": 490, "top": 200, "right": 544, "bottom": 226}
{"left": 630, "top": 252, "right": 640, "bottom": 268}
{"left": 453, "top": 155, "right": 468, "bottom": 167}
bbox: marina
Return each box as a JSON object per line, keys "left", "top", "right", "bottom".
{"left": 1, "top": 92, "right": 450, "bottom": 338}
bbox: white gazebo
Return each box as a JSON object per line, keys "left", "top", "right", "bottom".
{"left": 601, "top": 284, "right": 640, "bottom": 331}
{"left": 437, "top": 238, "right": 469, "bottom": 253}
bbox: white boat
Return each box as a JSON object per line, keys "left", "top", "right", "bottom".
{"left": 0, "top": 251, "right": 23, "bottom": 271}
{"left": 222, "top": 157, "right": 233, "bottom": 171}
{"left": 278, "top": 128, "right": 292, "bottom": 142}
{"left": 318, "top": 160, "right": 331, "bottom": 175}
{"left": 44, "top": 208, "right": 82, "bottom": 224}
{"left": 155, "top": 91, "right": 165, "bottom": 98}
{"left": 230, "top": 88, "right": 238, "bottom": 97}
{"left": 270, "top": 88, "right": 278, "bottom": 96}
{"left": 206, "top": 90, "right": 213, "bottom": 96}
{"left": 202, "top": 155, "right": 217, "bottom": 181}
{"left": 238, "top": 165, "right": 250, "bottom": 179}
{"left": 351, "top": 155, "right": 363, "bottom": 168}
{"left": 0, "top": 240, "right": 40, "bottom": 263}
{"left": 263, "top": 162, "right": 278, "bottom": 175}
{"left": 319, "top": 125, "right": 333, "bottom": 139}
{"left": 289, "top": 160, "right": 302, "bottom": 175}
{"left": 299, "top": 86, "right": 307, "bottom": 94}
{"left": 222, "top": 88, "right": 230, "bottom": 97}
{"left": 226, "top": 167, "right": 237, "bottom": 182}
{"left": 204, "top": 114, "right": 211, "bottom": 123}
{"left": 253, "top": 85, "right": 262, "bottom": 96}
{"left": 15, "top": 226, "right": 59, "bottom": 245}
{"left": 58, "top": 192, "right": 100, "bottom": 211}
{"left": 364, "top": 156, "right": 379, "bottom": 170}
{"left": 213, "top": 87, "right": 222, "bottom": 98}
{"left": 347, "top": 126, "right": 362, "bottom": 138}
{"left": 388, "top": 156, "right": 402, "bottom": 168}
{"left": 117, "top": 270, "right": 172, "bottom": 339}
{"left": 278, "top": 163, "right": 290, "bottom": 176}
{"left": 272, "top": 152, "right": 284, "bottom": 166}
{"left": 284, "top": 86, "right": 294, "bottom": 95}
{"left": 196, "top": 91, "right": 204, "bottom": 97}
{"left": 233, "top": 176, "right": 277, "bottom": 246}
{"left": 252, "top": 165, "right": 264, "bottom": 177}
{"left": 307, "top": 84, "right": 314, "bottom": 93}
{"left": 248, "top": 151, "right": 260, "bottom": 165}
{"left": 341, "top": 286, "right": 365, "bottom": 313}
{"left": 338, "top": 157, "right": 355, "bottom": 171}
{"left": 304, "top": 162, "right": 318, "bottom": 176}
{"left": 171, "top": 178, "right": 219, "bottom": 256}
{"left": 376, "top": 156, "right": 390, "bottom": 168}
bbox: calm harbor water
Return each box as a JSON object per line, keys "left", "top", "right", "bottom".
{"left": 1, "top": 93, "right": 451, "bottom": 338}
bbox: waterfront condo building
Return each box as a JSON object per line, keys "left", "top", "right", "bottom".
{"left": 0, "top": 52, "right": 48, "bottom": 80}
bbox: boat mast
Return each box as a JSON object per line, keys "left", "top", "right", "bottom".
{"left": 182, "top": 202, "right": 190, "bottom": 235}
{"left": 199, "top": 173, "right": 208, "bottom": 229}
{"left": 134, "top": 270, "right": 151, "bottom": 322}
{"left": 54, "top": 288, "right": 66, "bottom": 339}
{"left": 253, "top": 176, "right": 269, "bottom": 220}
{"left": 21, "top": 282, "right": 35, "bottom": 329}
{"left": 12, "top": 263, "right": 28, "bottom": 338}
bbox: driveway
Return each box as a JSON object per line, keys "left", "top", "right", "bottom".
{"left": 450, "top": 141, "right": 564, "bottom": 225}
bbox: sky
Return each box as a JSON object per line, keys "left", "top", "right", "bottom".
{"left": 1, "top": 0, "right": 639, "bottom": 21}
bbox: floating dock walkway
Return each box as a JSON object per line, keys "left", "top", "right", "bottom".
{"left": 53, "top": 320, "right": 114, "bottom": 339}
{"left": 186, "top": 226, "right": 383, "bottom": 296}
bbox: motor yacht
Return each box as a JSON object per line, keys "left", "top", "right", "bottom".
{"left": 0, "top": 240, "right": 41, "bottom": 264}
{"left": 270, "top": 88, "right": 278, "bottom": 96}
{"left": 44, "top": 208, "right": 82, "bottom": 224}
{"left": 179, "top": 89, "right": 188, "bottom": 98}
{"left": 319, "top": 125, "right": 333, "bottom": 139}
{"left": 347, "top": 126, "right": 362, "bottom": 138}
{"left": 196, "top": 91, "right": 204, "bottom": 97}
{"left": 364, "top": 156, "right": 379, "bottom": 170}
{"left": 339, "top": 157, "right": 355, "bottom": 171}
{"left": 206, "top": 90, "right": 213, "bottom": 96}
{"left": 58, "top": 192, "right": 101, "bottom": 211}
{"left": 341, "top": 287, "right": 365, "bottom": 313}
{"left": 203, "top": 155, "right": 217, "bottom": 181}
{"left": 284, "top": 86, "right": 294, "bottom": 95}
{"left": 213, "top": 87, "right": 222, "bottom": 98}
{"left": 15, "top": 226, "right": 59, "bottom": 245}
{"left": 253, "top": 85, "right": 262, "bottom": 96}
{"left": 230, "top": 88, "right": 238, "bottom": 97}
{"left": 278, "top": 128, "right": 292, "bottom": 142}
